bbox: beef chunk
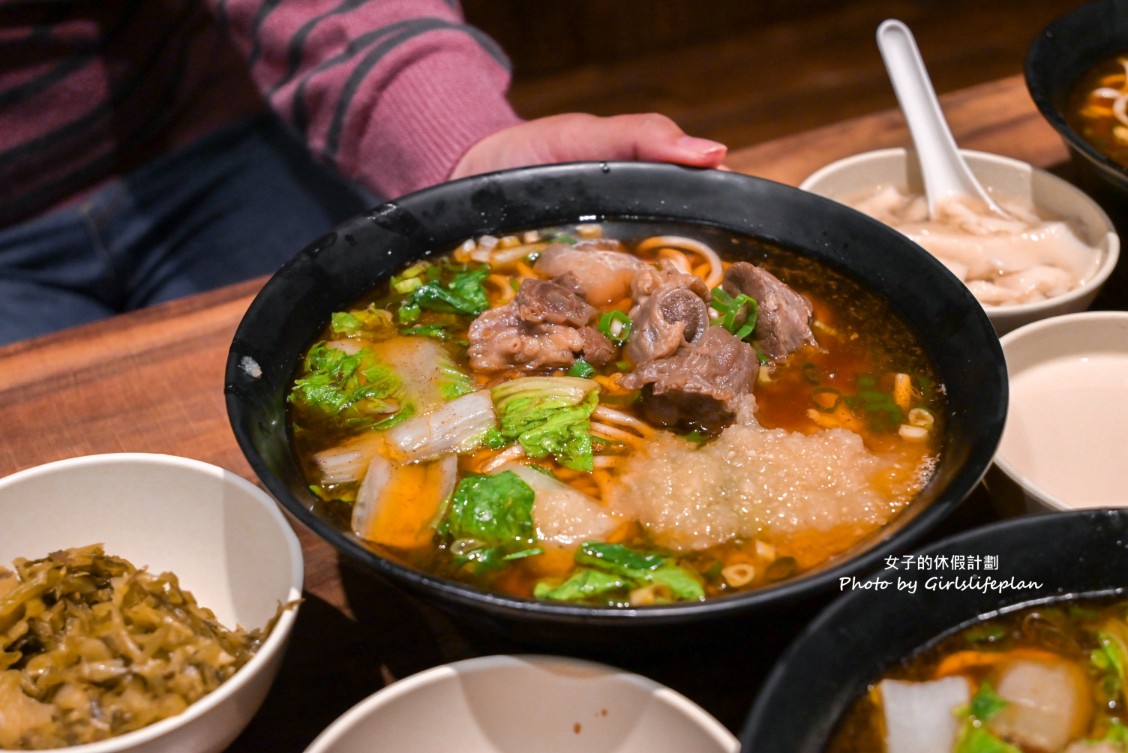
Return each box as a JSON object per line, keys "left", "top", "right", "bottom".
{"left": 619, "top": 327, "right": 760, "bottom": 431}
{"left": 722, "top": 261, "right": 815, "bottom": 358}
{"left": 630, "top": 262, "right": 709, "bottom": 302}
{"left": 467, "top": 278, "right": 614, "bottom": 372}
{"left": 577, "top": 325, "right": 616, "bottom": 366}
{"left": 533, "top": 241, "right": 646, "bottom": 306}
{"left": 515, "top": 276, "right": 595, "bottom": 327}
{"left": 625, "top": 286, "right": 710, "bottom": 364}
{"left": 625, "top": 261, "right": 712, "bottom": 364}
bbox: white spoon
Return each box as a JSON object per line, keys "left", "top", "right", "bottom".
{"left": 876, "top": 19, "right": 1011, "bottom": 219}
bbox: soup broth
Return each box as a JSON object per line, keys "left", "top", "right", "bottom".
{"left": 1066, "top": 52, "right": 1128, "bottom": 168}
{"left": 287, "top": 222, "right": 944, "bottom": 606}
{"left": 827, "top": 595, "right": 1128, "bottom": 753}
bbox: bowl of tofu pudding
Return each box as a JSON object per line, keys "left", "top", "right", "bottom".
{"left": 801, "top": 147, "right": 1119, "bottom": 335}
{"left": 989, "top": 310, "right": 1128, "bottom": 515}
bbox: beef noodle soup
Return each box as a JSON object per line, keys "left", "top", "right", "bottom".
{"left": 286, "top": 222, "right": 944, "bottom": 607}
{"left": 1066, "top": 52, "right": 1128, "bottom": 168}
{"left": 827, "top": 595, "right": 1128, "bottom": 752}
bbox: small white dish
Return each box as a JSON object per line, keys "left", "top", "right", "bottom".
{"left": 303, "top": 654, "right": 739, "bottom": 753}
{"left": 990, "top": 311, "right": 1128, "bottom": 513}
{"left": 801, "top": 147, "right": 1119, "bottom": 336}
{"left": 0, "top": 453, "right": 304, "bottom": 753}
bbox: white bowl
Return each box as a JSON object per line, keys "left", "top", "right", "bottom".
{"left": 800, "top": 147, "right": 1119, "bottom": 335}
{"left": 990, "top": 311, "right": 1128, "bottom": 513}
{"left": 303, "top": 655, "right": 739, "bottom": 753}
{"left": 0, "top": 453, "right": 304, "bottom": 753}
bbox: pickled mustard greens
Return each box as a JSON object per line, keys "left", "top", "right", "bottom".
{"left": 0, "top": 545, "right": 282, "bottom": 750}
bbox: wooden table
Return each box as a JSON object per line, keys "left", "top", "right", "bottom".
{"left": 1, "top": 74, "right": 1123, "bottom": 749}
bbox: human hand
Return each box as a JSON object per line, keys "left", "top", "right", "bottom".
{"left": 450, "top": 112, "right": 728, "bottom": 180}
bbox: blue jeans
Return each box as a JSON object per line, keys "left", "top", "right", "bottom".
{"left": 0, "top": 115, "right": 372, "bottom": 345}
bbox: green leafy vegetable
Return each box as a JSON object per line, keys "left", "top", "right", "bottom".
{"left": 288, "top": 343, "right": 408, "bottom": 429}
{"left": 390, "top": 261, "right": 430, "bottom": 294}
{"left": 330, "top": 305, "right": 396, "bottom": 339}
{"left": 532, "top": 567, "right": 630, "bottom": 602}
{"left": 397, "top": 262, "right": 491, "bottom": 325}
{"left": 949, "top": 682, "right": 1016, "bottom": 753}
{"left": 431, "top": 352, "right": 476, "bottom": 403}
{"left": 709, "top": 286, "right": 758, "bottom": 340}
{"left": 534, "top": 542, "right": 704, "bottom": 605}
{"left": 1093, "top": 622, "right": 1128, "bottom": 699}
{"left": 399, "top": 323, "right": 458, "bottom": 341}
{"left": 961, "top": 623, "right": 1009, "bottom": 644}
{"left": 968, "top": 681, "right": 1008, "bottom": 722}
{"left": 438, "top": 472, "right": 543, "bottom": 574}
{"left": 1094, "top": 632, "right": 1126, "bottom": 678}
{"left": 1099, "top": 718, "right": 1128, "bottom": 747}
{"left": 489, "top": 377, "right": 600, "bottom": 472}
{"left": 954, "top": 725, "right": 1021, "bottom": 753}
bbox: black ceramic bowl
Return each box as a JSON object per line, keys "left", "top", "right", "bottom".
{"left": 224, "top": 162, "right": 1006, "bottom": 642}
{"left": 739, "top": 508, "right": 1128, "bottom": 751}
{"left": 1026, "top": 0, "right": 1128, "bottom": 209}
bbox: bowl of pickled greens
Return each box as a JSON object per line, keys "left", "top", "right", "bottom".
{"left": 0, "top": 453, "right": 303, "bottom": 752}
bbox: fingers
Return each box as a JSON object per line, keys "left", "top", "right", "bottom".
{"left": 450, "top": 113, "right": 728, "bottom": 181}
{"left": 599, "top": 113, "right": 728, "bottom": 166}
{"left": 542, "top": 113, "right": 727, "bottom": 166}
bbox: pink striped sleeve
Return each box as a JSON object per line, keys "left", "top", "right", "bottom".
{"left": 212, "top": 0, "right": 523, "bottom": 199}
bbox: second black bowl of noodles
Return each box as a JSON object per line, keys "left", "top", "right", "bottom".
{"left": 224, "top": 162, "right": 1006, "bottom": 642}
{"left": 1026, "top": 0, "right": 1128, "bottom": 210}
{"left": 739, "top": 508, "right": 1128, "bottom": 752}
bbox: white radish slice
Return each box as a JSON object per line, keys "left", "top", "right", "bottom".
{"left": 879, "top": 676, "right": 971, "bottom": 753}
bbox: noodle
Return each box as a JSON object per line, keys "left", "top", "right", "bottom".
{"left": 485, "top": 274, "right": 517, "bottom": 305}
{"left": 635, "top": 235, "right": 725, "bottom": 287}
{"left": 592, "top": 404, "right": 659, "bottom": 437}
{"left": 590, "top": 422, "right": 647, "bottom": 448}
{"left": 476, "top": 444, "right": 526, "bottom": 473}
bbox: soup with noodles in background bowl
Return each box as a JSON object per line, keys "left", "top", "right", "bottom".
{"left": 739, "top": 509, "right": 1128, "bottom": 753}
{"left": 1026, "top": 0, "right": 1128, "bottom": 212}
{"left": 225, "top": 162, "right": 1006, "bottom": 642}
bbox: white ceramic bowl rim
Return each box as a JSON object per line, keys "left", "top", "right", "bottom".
{"left": 799, "top": 147, "right": 1121, "bottom": 317}
{"left": 303, "top": 654, "right": 739, "bottom": 753}
{"left": 0, "top": 452, "right": 304, "bottom": 753}
{"left": 992, "top": 311, "right": 1128, "bottom": 512}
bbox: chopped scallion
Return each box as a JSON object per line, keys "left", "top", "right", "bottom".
{"left": 710, "top": 286, "right": 758, "bottom": 340}
{"left": 598, "top": 310, "right": 633, "bottom": 346}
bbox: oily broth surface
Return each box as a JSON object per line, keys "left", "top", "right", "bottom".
{"left": 288, "top": 221, "right": 944, "bottom": 603}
